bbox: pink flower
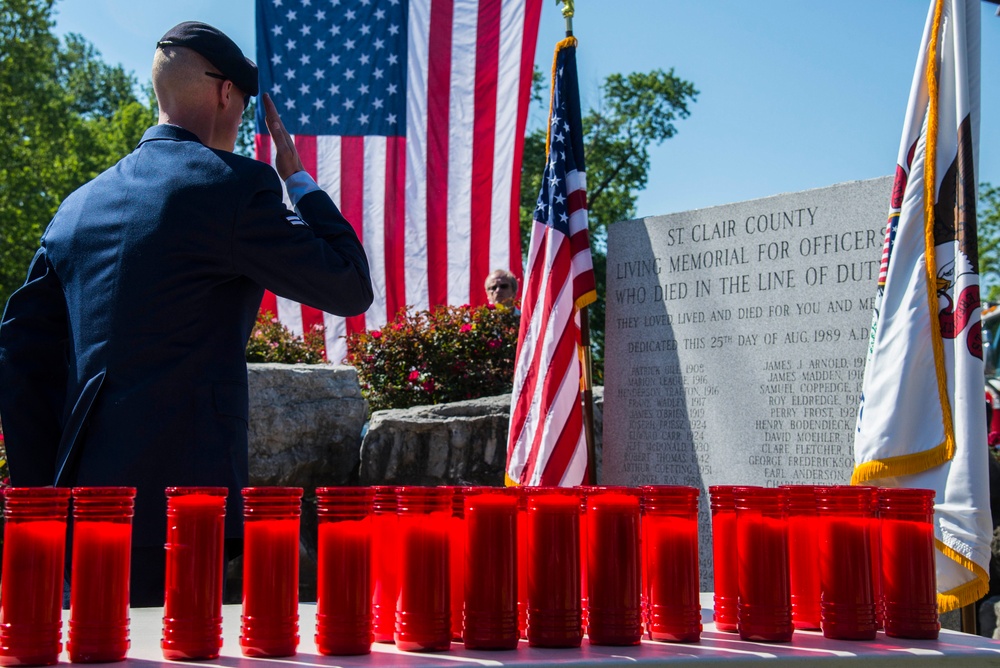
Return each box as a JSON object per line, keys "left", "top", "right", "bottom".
{"left": 460, "top": 323, "right": 472, "bottom": 333}
{"left": 312, "top": 323, "right": 324, "bottom": 332}
{"left": 371, "top": 330, "right": 382, "bottom": 339}
{"left": 270, "top": 317, "right": 279, "bottom": 324}
{"left": 488, "top": 339, "right": 500, "bottom": 349}
{"left": 486, "top": 303, "right": 496, "bottom": 310}
{"left": 409, "top": 370, "right": 420, "bottom": 382}
{"left": 422, "top": 379, "right": 436, "bottom": 392}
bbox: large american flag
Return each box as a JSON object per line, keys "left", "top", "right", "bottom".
{"left": 255, "top": 0, "right": 543, "bottom": 362}
{"left": 505, "top": 37, "right": 595, "bottom": 487}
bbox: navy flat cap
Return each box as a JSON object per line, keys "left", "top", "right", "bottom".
{"left": 157, "top": 21, "right": 259, "bottom": 97}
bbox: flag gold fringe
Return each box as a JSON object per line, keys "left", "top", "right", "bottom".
{"left": 850, "top": 440, "right": 952, "bottom": 485}
{"left": 504, "top": 473, "right": 519, "bottom": 487}
{"left": 920, "top": 0, "right": 958, "bottom": 482}
{"left": 935, "top": 539, "right": 991, "bottom": 612}
{"left": 575, "top": 290, "right": 596, "bottom": 311}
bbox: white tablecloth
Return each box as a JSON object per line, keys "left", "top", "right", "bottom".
{"left": 64, "top": 594, "right": 1000, "bottom": 667}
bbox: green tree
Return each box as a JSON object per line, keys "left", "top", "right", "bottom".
{"left": 980, "top": 182, "right": 1000, "bottom": 303}
{"left": 0, "top": 0, "right": 152, "bottom": 306}
{"left": 520, "top": 68, "right": 698, "bottom": 377}
{"left": 236, "top": 100, "right": 257, "bottom": 158}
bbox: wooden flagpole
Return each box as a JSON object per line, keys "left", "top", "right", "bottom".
{"left": 581, "top": 309, "right": 598, "bottom": 485}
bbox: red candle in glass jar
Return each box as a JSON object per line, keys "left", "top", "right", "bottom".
{"left": 642, "top": 485, "right": 701, "bottom": 643}
{"left": 734, "top": 486, "right": 792, "bottom": 642}
{"left": 578, "top": 486, "right": 594, "bottom": 636}
{"left": 371, "top": 486, "right": 399, "bottom": 643}
{"left": 815, "top": 486, "right": 876, "bottom": 641}
{"left": 878, "top": 488, "right": 939, "bottom": 639}
{"left": 447, "top": 487, "right": 466, "bottom": 642}
{"left": 395, "top": 487, "right": 451, "bottom": 652}
{"left": 869, "top": 491, "right": 884, "bottom": 630}
{"left": 69, "top": 487, "right": 136, "bottom": 663}
{"left": 527, "top": 488, "right": 582, "bottom": 648}
{"left": 781, "top": 485, "right": 821, "bottom": 630}
{"left": 161, "top": 487, "right": 227, "bottom": 661}
{"left": 315, "top": 487, "right": 375, "bottom": 655}
{"left": 463, "top": 488, "right": 518, "bottom": 650}
{"left": 240, "top": 487, "right": 302, "bottom": 657}
{"left": 586, "top": 487, "right": 641, "bottom": 646}
{"left": 708, "top": 486, "right": 738, "bottom": 632}
{"left": 0, "top": 487, "right": 71, "bottom": 667}
{"left": 516, "top": 488, "right": 529, "bottom": 639}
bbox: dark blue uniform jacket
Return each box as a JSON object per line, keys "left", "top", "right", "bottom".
{"left": 0, "top": 124, "right": 373, "bottom": 546}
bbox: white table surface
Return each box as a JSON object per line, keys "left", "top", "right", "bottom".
{"left": 60, "top": 594, "right": 1000, "bottom": 667}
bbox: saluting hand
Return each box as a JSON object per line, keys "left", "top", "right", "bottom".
{"left": 262, "top": 93, "right": 305, "bottom": 181}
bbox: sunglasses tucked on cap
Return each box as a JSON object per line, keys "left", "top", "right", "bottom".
{"left": 157, "top": 21, "right": 259, "bottom": 98}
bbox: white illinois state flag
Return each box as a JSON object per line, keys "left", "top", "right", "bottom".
{"left": 854, "top": 0, "right": 989, "bottom": 611}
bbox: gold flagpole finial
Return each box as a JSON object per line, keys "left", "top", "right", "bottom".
{"left": 557, "top": 0, "right": 574, "bottom": 36}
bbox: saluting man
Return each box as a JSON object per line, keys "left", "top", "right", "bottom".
{"left": 0, "top": 22, "right": 373, "bottom": 606}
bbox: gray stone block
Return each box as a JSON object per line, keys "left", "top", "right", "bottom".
{"left": 248, "top": 363, "right": 367, "bottom": 489}
{"left": 360, "top": 387, "right": 604, "bottom": 486}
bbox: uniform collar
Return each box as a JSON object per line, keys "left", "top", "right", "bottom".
{"left": 138, "top": 124, "right": 204, "bottom": 147}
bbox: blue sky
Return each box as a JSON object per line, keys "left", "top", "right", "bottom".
{"left": 51, "top": 0, "right": 1000, "bottom": 219}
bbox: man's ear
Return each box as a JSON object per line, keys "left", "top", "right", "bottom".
{"left": 220, "top": 79, "right": 236, "bottom": 109}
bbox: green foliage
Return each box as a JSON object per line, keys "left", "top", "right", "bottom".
{"left": 980, "top": 182, "right": 1000, "bottom": 303}
{"left": 246, "top": 311, "right": 326, "bottom": 364}
{"left": 236, "top": 99, "right": 257, "bottom": 158}
{"left": 520, "top": 68, "right": 698, "bottom": 379}
{"left": 346, "top": 303, "right": 520, "bottom": 413}
{"left": 0, "top": 0, "right": 153, "bottom": 307}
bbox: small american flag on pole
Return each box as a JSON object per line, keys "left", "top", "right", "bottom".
{"left": 506, "top": 36, "right": 596, "bottom": 487}
{"left": 255, "top": 0, "right": 543, "bottom": 362}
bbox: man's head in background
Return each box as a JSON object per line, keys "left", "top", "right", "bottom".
{"left": 485, "top": 269, "right": 518, "bottom": 305}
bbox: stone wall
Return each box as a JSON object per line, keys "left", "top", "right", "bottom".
{"left": 247, "top": 361, "right": 605, "bottom": 488}
{"left": 359, "top": 387, "right": 604, "bottom": 486}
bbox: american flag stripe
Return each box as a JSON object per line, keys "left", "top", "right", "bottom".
{"left": 384, "top": 136, "right": 406, "bottom": 320}
{"left": 363, "top": 137, "right": 388, "bottom": 327}
{"left": 340, "top": 136, "right": 367, "bottom": 337}
{"left": 277, "top": 294, "right": 304, "bottom": 333}
{"left": 510, "top": 0, "right": 542, "bottom": 278}
{"left": 506, "top": 37, "right": 594, "bottom": 488}
{"left": 255, "top": 0, "right": 541, "bottom": 362}
{"left": 469, "top": 0, "right": 500, "bottom": 303}
{"left": 508, "top": 227, "right": 559, "bottom": 455}
{"left": 534, "top": 349, "right": 585, "bottom": 486}
{"left": 422, "top": 0, "right": 451, "bottom": 308}
{"left": 520, "top": 289, "right": 578, "bottom": 483}
{"left": 445, "top": 1, "right": 477, "bottom": 307}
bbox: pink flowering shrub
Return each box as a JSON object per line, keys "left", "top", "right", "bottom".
{"left": 245, "top": 311, "right": 326, "bottom": 364}
{"left": 346, "top": 302, "right": 520, "bottom": 413}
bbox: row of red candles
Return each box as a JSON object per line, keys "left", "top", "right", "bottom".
{"left": 0, "top": 483, "right": 937, "bottom": 666}
{"left": 710, "top": 484, "right": 938, "bottom": 642}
